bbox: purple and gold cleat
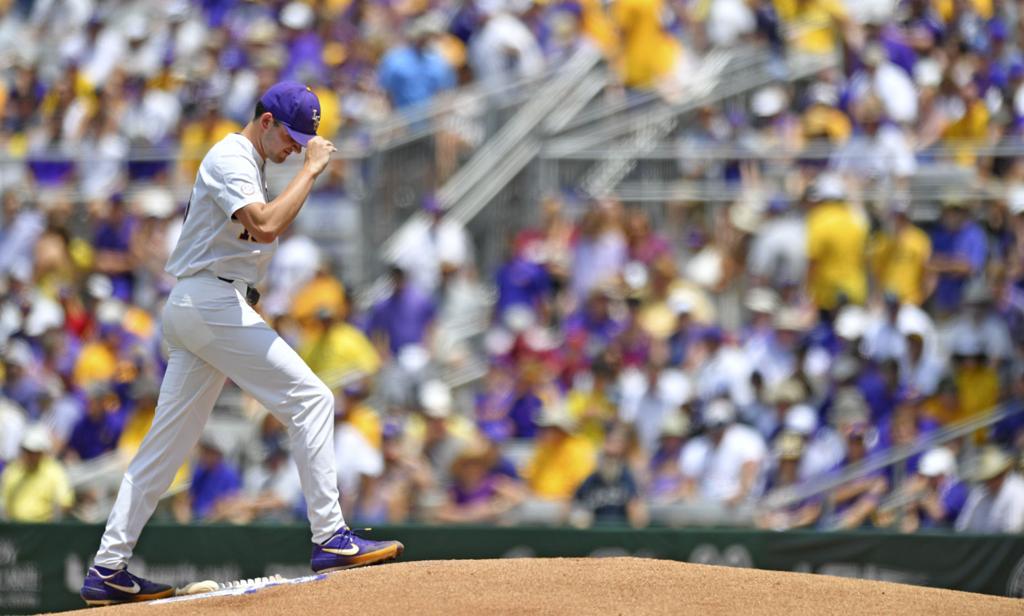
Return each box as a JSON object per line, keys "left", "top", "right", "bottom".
{"left": 311, "top": 527, "right": 404, "bottom": 573}
{"left": 80, "top": 565, "right": 175, "bottom": 606}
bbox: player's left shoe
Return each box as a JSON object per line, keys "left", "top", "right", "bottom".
{"left": 311, "top": 526, "right": 404, "bottom": 573}
{"left": 80, "top": 565, "right": 176, "bottom": 606}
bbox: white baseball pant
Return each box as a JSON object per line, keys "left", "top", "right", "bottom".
{"left": 93, "top": 274, "right": 345, "bottom": 569}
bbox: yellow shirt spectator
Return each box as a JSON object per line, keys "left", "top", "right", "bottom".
{"left": 869, "top": 221, "right": 932, "bottom": 305}
{"left": 773, "top": 0, "right": 848, "bottom": 56}
{"left": 1, "top": 457, "right": 74, "bottom": 522}
{"left": 347, "top": 402, "right": 383, "bottom": 449}
{"left": 580, "top": 0, "right": 620, "bottom": 59}
{"left": 73, "top": 342, "right": 117, "bottom": 388}
{"left": 942, "top": 98, "right": 988, "bottom": 168}
{"left": 807, "top": 200, "right": 867, "bottom": 310}
{"left": 523, "top": 432, "right": 597, "bottom": 500}
{"left": 301, "top": 322, "right": 382, "bottom": 386}
{"left": 954, "top": 363, "right": 999, "bottom": 422}
{"left": 565, "top": 389, "right": 616, "bottom": 447}
{"left": 292, "top": 273, "right": 348, "bottom": 326}
{"left": 179, "top": 116, "right": 243, "bottom": 181}
{"left": 934, "top": 0, "right": 992, "bottom": 21}
{"left": 612, "top": 0, "right": 681, "bottom": 89}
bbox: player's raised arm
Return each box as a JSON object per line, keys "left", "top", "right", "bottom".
{"left": 234, "top": 135, "right": 336, "bottom": 243}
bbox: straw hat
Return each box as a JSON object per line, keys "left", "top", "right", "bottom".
{"left": 774, "top": 431, "right": 805, "bottom": 461}
{"left": 971, "top": 447, "right": 1014, "bottom": 482}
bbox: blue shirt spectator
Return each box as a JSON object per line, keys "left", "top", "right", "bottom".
{"left": 190, "top": 442, "right": 241, "bottom": 520}
{"left": 377, "top": 25, "right": 456, "bottom": 110}
{"left": 929, "top": 201, "right": 987, "bottom": 313}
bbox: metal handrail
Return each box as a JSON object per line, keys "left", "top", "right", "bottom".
{"left": 760, "top": 404, "right": 1023, "bottom": 511}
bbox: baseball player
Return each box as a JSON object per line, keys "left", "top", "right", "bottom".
{"left": 80, "top": 83, "right": 403, "bottom": 606}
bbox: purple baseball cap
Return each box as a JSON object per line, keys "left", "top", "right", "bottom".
{"left": 259, "top": 81, "right": 321, "bottom": 147}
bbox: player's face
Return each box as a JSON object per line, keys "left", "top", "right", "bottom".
{"left": 264, "top": 122, "right": 302, "bottom": 163}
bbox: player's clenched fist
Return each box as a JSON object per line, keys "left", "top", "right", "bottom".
{"left": 304, "top": 136, "right": 336, "bottom": 176}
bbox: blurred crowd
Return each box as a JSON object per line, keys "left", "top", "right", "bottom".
{"left": 2, "top": 0, "right": 1024, "bottom": 534}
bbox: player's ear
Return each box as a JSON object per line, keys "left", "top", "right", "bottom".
{"left": 260, "top": 112, "right": 275, "bottom": 130}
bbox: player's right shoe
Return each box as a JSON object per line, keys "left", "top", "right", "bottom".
{"left": 311, "top": 526, "right": 404, "bottom": 573}
{"left": 80, "top": 565, "right": 176, "bottom": 606}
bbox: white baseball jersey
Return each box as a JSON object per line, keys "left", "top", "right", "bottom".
{"left": 165, "top": 133, "right": 277, "bottom": 285}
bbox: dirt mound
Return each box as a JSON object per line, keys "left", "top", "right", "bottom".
{"left": 79, "top": 558, "right": 1020, "bottom": 615}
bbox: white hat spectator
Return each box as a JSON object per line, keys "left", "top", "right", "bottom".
{"left": 280, "top": 1, "right": 315, "bottom": 30}
{"left": 20, "top": 424, "right": 53, "bottom": 454}
{"left": 419, "top": 380, "right": 454, "bottom": 419}
{"left": 784, "top": 404, "right": 818, "bottom": 436}
{"left": 808, "top": 173, "right": 846, "bottom": 202}
{"left": 744, "top": 287, "right": 779, "bottom": 314}
{"left": 834, "top": 305, "right": 868, "bottom": 341}
{"left": 751, "top": 85, "right": 788, "bottom": 118}
{"left": 656, "top": 369, "right": 692, "bottom": 407}
{"left": 919, "top": 447, "right": 957, "bottom": 478}
{"left": 703, "top": 398, "right": 736, "bottom": 428}
{"left": 667, "top": 291, "right": 694, "bottom": 316}
{"left": 914, "top": 58, "right": 943, "bottom": 88}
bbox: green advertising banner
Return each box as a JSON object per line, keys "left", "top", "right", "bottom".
{"left": 1, "top": 523, "right": 1022, "bottom": 613}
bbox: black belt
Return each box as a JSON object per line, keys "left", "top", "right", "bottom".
{"left": 217, "top": 276, "right": 261, "bottom": 307}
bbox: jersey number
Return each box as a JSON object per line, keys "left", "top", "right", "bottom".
{"left": 238, "top": 228, "right": 259, "bottom": 243}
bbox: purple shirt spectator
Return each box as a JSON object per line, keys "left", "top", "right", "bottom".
{"left": 509, "top": 390, "right": 543, "bottom": 438}
{"left": 67, "top": 408, "right": 124, "bottom": 460}
{"left": 451, "top": 473, "right": 501, "bottom": 506}
{"left": 94, "top": 212, "right": 138, "bottom": 302}
{"left": 367, "top": 274, "right": 437, "bottom": 355}
{"left": 930, "top": 218, "right": 986, "bottom": 313}
{"left": 495, "top": 255, "right": 551, "bottom": 317}
{"left": 190, "top": 456, "right": 241, "bottom": 519}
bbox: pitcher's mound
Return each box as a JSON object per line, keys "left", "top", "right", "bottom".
{"left": 83, "top": 558, "right": 1020, "bottom": 615}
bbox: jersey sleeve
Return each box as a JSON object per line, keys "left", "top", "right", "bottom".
{"left": 210, "top": 153, "right": 264, "bottom": 218}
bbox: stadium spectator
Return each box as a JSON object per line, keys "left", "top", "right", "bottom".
{"left": 436, "top": 436, "right": 525, "bottom": 524}
{"left": 928, "top": 196, "right": 988, "bottom": 317}
{"left": 884, "top": 447, "right": 967, "bottom": 533}
{"left": 0, "top": 424, "right": 73, "bottom": 522}
{"left": 955, "top": 446, "right": 1024, "bottom": 533}
{"left": 522, "top": 404, "right": 597, "bottom": 505}
{"left": 367, "top": 264, "right": 437, "bottom": 357}
{"left": 805, "top": 173, "right": 868, "bottom": 312}
{"left": 821, "top": 423, "right": 887, "bottom": 529}
{"left": 64, "top": 383, "right": 124, "bottom": 462}
{"left": 333, "top": 381, "right": 384, "bottom": 518}
{"left": 391, "top": 196, "right": 474, "bottom": 295}
{"left": 646, "top": 412, "right": 691, "bottom": 503}
{"left": 869, "top": 202, "right": 932, "bottom": 307}
{"left": 755, "top": 431, "right": 823, "bottom": 530}
{"left": 570, "top": 427, "right": 648, "bottom": 527}
{"left": 186, "top": 436, "right": 242, "bottom": 522}
{"left": 680, "top": 398, "right": 767, "bottom": 507}
{"left": 469, "top": 0, "right": 546, "bottom": 89}
{"left": 378, "top": 14, "right": 457, "bottom": 110}
{"left": 360, "top": 422, "right": 434, "bottom": 524}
